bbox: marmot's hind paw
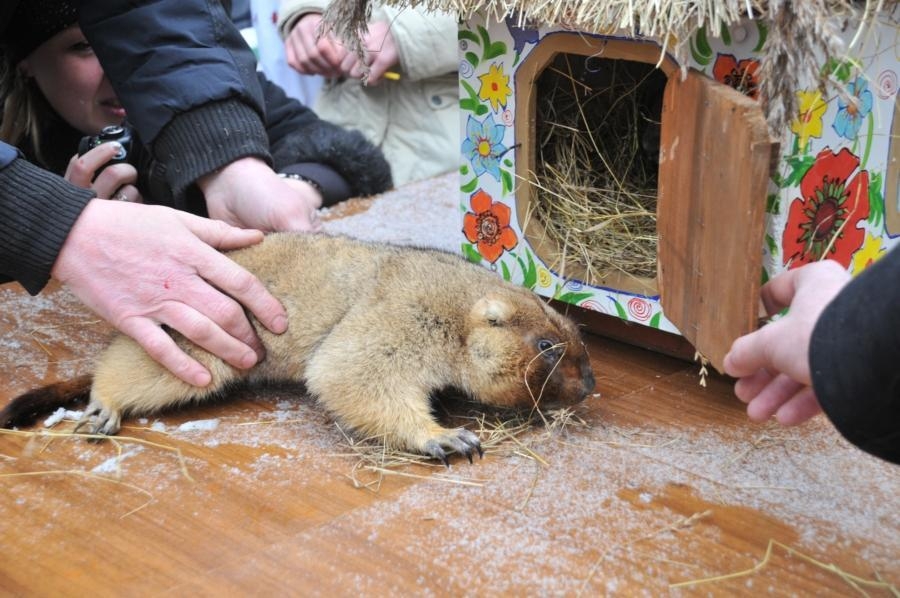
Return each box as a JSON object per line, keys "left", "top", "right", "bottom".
{"left": 422, "top": 428, "right": 483, "bottom": 467}
{"left": 73, "top": 401, "right": 122, "bottom": 439}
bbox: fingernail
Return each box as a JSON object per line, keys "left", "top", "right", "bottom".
{"left": 240, "top": 350, "right": 258, "bottom": 370}
{"left": 271, "top": 314, "right": 288, "bottom": 334}
{"left": 193, "top": 370, "right": 212, "bottom": 387}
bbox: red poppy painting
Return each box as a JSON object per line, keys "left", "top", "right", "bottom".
{"left": 782, "top": 148, "right": 869, "bottom": 269}
{"left": 463, "top": 189, "right": 518, "bottom": 263}
{"left": 712, "top": 54, "right": 761, "bottom": 99}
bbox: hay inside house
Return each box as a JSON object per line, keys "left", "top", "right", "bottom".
{"left": 528, "top": 53, "right": 667, "bottom": 287}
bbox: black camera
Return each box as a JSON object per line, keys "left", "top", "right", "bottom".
{"left": 77, "top": 124, "right": 134, "bottom": 166}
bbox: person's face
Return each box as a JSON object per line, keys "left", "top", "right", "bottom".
{"left": 18, "top": 26, "right": 125, "bottom": 134}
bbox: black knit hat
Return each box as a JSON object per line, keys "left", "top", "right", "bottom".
{"left": 3, "top": 0, "right": 78, "bottom": 64}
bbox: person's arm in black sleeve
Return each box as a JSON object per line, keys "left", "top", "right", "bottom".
{"left": 0, "top": 142, "right": 95, "bottom": 294}
{"left": 810, "top": 248, "right": 900, "bottom": 464}
{"left": 260, "top": 73, "right": 393, "bottom": 205}
{"left": 76, "top": 0, "right": 271, "bottom": 204}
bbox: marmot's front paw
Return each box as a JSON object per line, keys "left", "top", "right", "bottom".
{"left": 74, "top": 401, "right": 122, "bottom": 437}
{"left": 422, "top": 428, "right": 483, "bottom": 466}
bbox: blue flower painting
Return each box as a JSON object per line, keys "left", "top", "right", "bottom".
{"left": 462, "top": 113, "right": 508, "bottom": 182}
{"left": 833, "top": 77, "right": 873, "bottom": 140}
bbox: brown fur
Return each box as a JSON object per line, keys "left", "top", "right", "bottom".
{"left": 2, "top": 234, "right": 595, "bottom": 463}
{"left": 0, "top": 375, "right": 91, "bottom": 428}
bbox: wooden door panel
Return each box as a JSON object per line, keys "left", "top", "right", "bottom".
{"left": 657, "top": 69, "right": 774, "bottom": 372}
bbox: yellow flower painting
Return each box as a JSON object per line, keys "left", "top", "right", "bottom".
{"left": 851, "top": 232, "right": 885, "bottom": 274}
{"left": 478, "top": 63, "right": 512, "bottom": 112}
{"left": 790, "top": 90, "right": 828, "bottom": 151}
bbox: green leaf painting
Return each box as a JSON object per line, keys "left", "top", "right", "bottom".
{"left": 765, "top": 233, "right": 778, "bottom": 256}
{"left": 460, "top": 80, "right": 489, "bottom": 116}
{"left": 460, "top": 176, "right": 479, "bottom": 194}
{"left": 462, "top": 243, "right": 483, "bottom": 264}
{"left": 868, "top": 171, "right": 885, "bottom": 229}
{"left": 608, "top": 296, "right": 628, "bottom": 320}
{"left": 822, "top": 57, "right": 860, "bottom": 84}
{"left": 782, "top": 154, "right": 816, "bottom": 188}
{"left": 861, "top": 112, "right": 874, "bottom": 170}
{"left": 765, "top": 193, "right": 780, "bottom": 215}
{"left": 718, "top": 21, "right": 731, "bottom": 46}
{"left": 556, "top": 291, "right": 594, "bottom": 305}
{"left": 478, "top": 25, "right": 507, "bottom": 60}
{"left": 500, "top": 169, "right": 514, "bottom": 196}
{"left": 458, "top": 30, "right": 480, "bottom": 45}
{"left": 513, "top": 249, "right": 538, "bottom": 290}
{"left": 690, "top": 26, "right": 713, "bottom": 66}
{"left": 752, "top": 21, "right": 768, "bottom": 52}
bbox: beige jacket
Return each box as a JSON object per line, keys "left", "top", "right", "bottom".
{"left": 278, "top": 1, "right": 459, "bottom": 187}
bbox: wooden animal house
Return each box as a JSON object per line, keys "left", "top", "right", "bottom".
{"left": 327, "top": 1, "right": 900, "bottom": 371}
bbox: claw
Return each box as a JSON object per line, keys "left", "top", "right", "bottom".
{"left": 73, "top": 401, "right": 121, "bottom": 440}
{"left": 459, "top": 429, "right": 483, "bottom": 460}
{"left": 421, "top": 428, "right": 483, "bottom": 466}
{"left": 424, "top": 440, "right": 450, "bottom": 467}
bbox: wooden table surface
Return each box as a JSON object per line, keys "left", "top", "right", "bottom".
{"left": 0, "top": 179, "right": 897, "bottom": 596}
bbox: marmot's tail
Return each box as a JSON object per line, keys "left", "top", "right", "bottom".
{"left": 0, "top": 375, "right": 92, "bottom": 428}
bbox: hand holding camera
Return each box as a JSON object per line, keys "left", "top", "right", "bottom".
{"left": 69, "top": 124, "right": 142, "bottom": 202}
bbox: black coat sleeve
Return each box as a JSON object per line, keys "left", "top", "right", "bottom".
{"left": 77, "top": 0, "right": 271, "bottom": 202}
{"left": 261, "top": 73, "right": 393, "bottom": 204}
{"left": 810, "top": 247, "right": 900, "bottom": 464}
{"left": 0, "top": 143, "right": 94, "bottom": 294}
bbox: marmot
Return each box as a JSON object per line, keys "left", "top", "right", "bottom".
{"left": 1, "top": 234, "right": 596, "bottom": 463}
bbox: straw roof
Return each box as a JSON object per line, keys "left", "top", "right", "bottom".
{"left": 323, "top": 0, "right": 894, "bottom": 134}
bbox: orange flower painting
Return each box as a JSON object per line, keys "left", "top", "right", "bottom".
{"left": 463, "top": 189, "right": 518, "bottom": 263}
{"left": 713, "top": 54, "right": 760, "bottom": 99}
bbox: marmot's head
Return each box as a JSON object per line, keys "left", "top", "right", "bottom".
{"left": 464, "top": 290, "right": 596, "bottom": 411}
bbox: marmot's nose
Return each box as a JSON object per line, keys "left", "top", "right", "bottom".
{"left": 581, "top": 364, "right": 596, "bottom": 398}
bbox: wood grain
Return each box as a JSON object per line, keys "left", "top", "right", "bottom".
{"left": 1, "top": 280, "right": 896, "bottom": 595}
{"left": 657, "top": 69, "right": 774, "bottom": 373}
{"left": 0, "top": 180, "right": 896, "bottom": 594}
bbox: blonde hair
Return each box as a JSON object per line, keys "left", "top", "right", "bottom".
{"left": 0, "top": 54, "right": 56, "bottom": 167}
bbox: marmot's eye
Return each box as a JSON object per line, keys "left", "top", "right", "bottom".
{"left": 538, "top": 339, "right": 555, "bottom": 353}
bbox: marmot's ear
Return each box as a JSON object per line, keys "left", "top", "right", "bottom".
{"left": 471, "top": 294, "right": 513, "bottom": 326}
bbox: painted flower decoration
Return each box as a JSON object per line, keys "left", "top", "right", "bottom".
{"left": 833, "top": 77, "right": 873, "bottom": 140}
{"left": 712, "top": 54, "right": 760, "bottom": 99}
{"left": 459, "top": 59, "right": 475, "bottom": 79}
{"left": 876, "top": 69, "right": 898, "bottom": 100}
{"left": 478, "top": 63, "right": 512, "bottom": 112}
{"left": 626, "top": 297, "right": 652, "bottom": 321}
{"left": 463, "top": 189, "right": 518, "bottom": 263}
{"left": 790, "top": 90, "right": 828, "bottom": 151}
{"left": 579, "top": 300, "right": 604, "bottom": 313}
{"left": 782, "top": 147, "right": 869, "bottom": 269}
{"left": 538, "top": 267, "right": 552, "bottom": 288}
{"left": 462, "top": 113, "right": 508, "bottom": 182}
{"left": 851, "top": 232, "right": 885, "bottom": 274}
